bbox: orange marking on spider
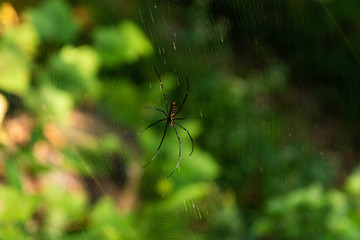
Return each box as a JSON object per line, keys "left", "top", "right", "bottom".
{"left": 169, "top": 101, "right": 176, "bottom": 126}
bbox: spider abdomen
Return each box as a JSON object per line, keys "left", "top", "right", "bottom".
{"left": 169, "top": 101, "right": 176, "bottom": 126}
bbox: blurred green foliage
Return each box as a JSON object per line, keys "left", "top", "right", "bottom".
{"left": 0, "top": 0, "right": 359, "bottom": 239}
{"left": 254, "top": 168, "right": 360, "bottom": 239}
{"left": 93, "top": 21, "right": 153, "bottom": 67}
{"left": 28, "top": 0, "right": 79, "bottom": 44}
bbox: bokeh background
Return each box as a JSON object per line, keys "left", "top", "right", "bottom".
{"left": 0, "top": 0, "right": 360, "bottom": 239}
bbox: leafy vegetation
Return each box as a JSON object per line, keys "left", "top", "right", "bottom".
{"left": 0, "top": 0, "right": 359, "bottom": 239}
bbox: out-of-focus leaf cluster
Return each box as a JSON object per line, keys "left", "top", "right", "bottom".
{"left": 254, "top": 168, "right": 360, "bottom": 239}
{"left": 0, "top": 0, "right": 221, "bottom": 239}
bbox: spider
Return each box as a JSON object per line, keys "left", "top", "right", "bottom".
{"left": 134, "top": 67, "right": 194, "bottom": 178}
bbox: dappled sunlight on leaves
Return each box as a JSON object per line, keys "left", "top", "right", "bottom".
{"left": 0, "top": 47, "right": 30, "bottom": 95}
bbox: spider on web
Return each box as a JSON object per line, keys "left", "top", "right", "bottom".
{"left": 134, "top": 66, "right": 194, "bottom": 178}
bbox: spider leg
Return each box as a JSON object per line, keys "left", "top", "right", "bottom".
{"left": 144, "top": 107, "right": 167, "bottom": 116}
{"left": 154, "top": 66, "right": 168, "bottom": 114}
{"left": 174, "top": 122, "right": 194, "bottom": 156}
{"left": 143, "top": 124, "right": 168, "bottom": 168}
{"left": 174, "top": 76, "right": 189, "bottom": 117}
{"left": 167, "top": 125, "right": 181, "bottom": 178}
{"left": 133, "top": 118, "right": 167, "bottom": 137}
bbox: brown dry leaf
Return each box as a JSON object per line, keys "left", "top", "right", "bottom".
{"left": 33, "top": 140, "right": 63, "bottom": 166}
{"left": 43, "top": 123, "right": 67, "bottom": 148}
{"left": 72, "top": 6, "right": 92, "bottom": 29}
{"left": 24, "top": 170, "right": 86, "bottom": 197}
{"left": 23, "top": 172, "right": 40, "bottom": 195}
{"left": 38, "top": 171, "right": 85, "bottom": 195}
{"left": 4, "top": 114, "right": 34, "bottom": 146}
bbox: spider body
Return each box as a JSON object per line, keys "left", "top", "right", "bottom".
{"left": 168, "top": 101, "right": 176, "bottom": 126}
{"left": 134, "top": 67, "right": 194, "bottom": 178}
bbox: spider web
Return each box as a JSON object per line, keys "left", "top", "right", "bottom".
{"left": 0, "top": 0, "right": 359, "bottom": 239}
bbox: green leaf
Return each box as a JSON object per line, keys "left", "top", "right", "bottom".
{"left": 5, "top": 159, "right": 22, "bottom": 191}
{"left": 27, "top": 0, "right": 79, "bottom": 44}
{"left": 1, "top": 22, "right": 39, "bottom": 59}
{"left": 0, "top": 187, "right": 38, "bottom": 222}
{"left": 161, "top": 182, "right": 213, "bottom": 210}
{"left": 41, "top": 184, "right": 87, "bottom": 238}
{"left": 59, "top": 45, "right": 100, "bottom": 79}
{"left": 179, "top": 146, "right": 220, "bottom": 181}
{"left": 93, "top": 20, "right": 153, "bottom": 67}
{"left": 24, "top": 82, "right": 74, "bottom": 123}
{"left": 46, "top": 45, "right": 100, "bottom": 99}
{"left": 0, "top": 47, "right": 30, "bottom": 95}
{"left": 91, "top": 198, "right": 138, "bottom": 239}
{"left": 345, "top": 167, "right": 360, "bottom": 197}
